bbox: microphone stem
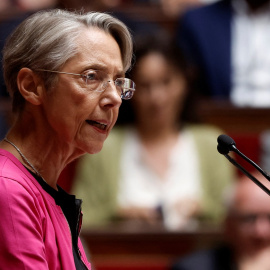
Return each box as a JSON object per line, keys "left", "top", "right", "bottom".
{"left": 225, "top": 154, "right": 270, "bottom": 196}
{"left": 231, "top": 146, "right": 270, "bottom": 182}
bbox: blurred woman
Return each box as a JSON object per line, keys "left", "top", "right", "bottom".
{"left": 73, "top": 32, "right": 234, "bottom": 230}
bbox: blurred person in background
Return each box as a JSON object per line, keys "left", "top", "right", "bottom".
{"left": 176, "top": 0, "right": 270, "bottom": 107}
{"left": 171, "top": 172, "right": 270, "bottom": 269}
{"left": 72, "top": 31, "right": 235, "bottom": 231}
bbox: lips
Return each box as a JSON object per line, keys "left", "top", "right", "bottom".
{"left": 86, "top": 120, "right": 107, "bottom": 131}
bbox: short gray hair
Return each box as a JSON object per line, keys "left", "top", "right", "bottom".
{"left": 3, "top": 9, "right": 133, "bottom": 113}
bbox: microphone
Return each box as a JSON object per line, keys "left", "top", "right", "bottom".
{"left": 217, "top": 134, "right": 236, "bottom": 155}
{"left": 217, "top": 134, "right": 270, "bottom": 196}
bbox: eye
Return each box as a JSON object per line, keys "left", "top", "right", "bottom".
{"left": 115, "top": 79, "right": 124, "bottom": 87}
{"left": 85, "top": 70, "right": 99, "bottom": 81}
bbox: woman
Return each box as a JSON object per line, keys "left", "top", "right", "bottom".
{"left": 73, "top": 32, "right": 235, "bottom": 230}
{"left": 0, "top": 9, "right": 134, "bottom": 269}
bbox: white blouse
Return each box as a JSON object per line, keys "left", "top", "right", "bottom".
{"left": 117, "top": 128, "right": 202, "bottom": 230}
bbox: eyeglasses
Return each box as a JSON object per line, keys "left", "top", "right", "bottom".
{"left": 35, "top": 69, "right": 136, "bottom": 100}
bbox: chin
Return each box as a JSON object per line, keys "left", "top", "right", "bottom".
{"left": 89, "top": 148, "right": 103, "bottom": 155}
{"left": 86, "top": 143, "right": 105, "bottom": 155}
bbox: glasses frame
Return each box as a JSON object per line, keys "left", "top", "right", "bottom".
{"left": 35, "top": 69, "right": 135, "bottom": 100}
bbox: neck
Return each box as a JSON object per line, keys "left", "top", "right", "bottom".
{"left": 4, "top": 137, "right": 45, "bottom": 180}
{"left": 136, "top": 122, "right": 181, "bottom": 143}
{"left": 2, "top": 116, "right": 82, "bottom": 189}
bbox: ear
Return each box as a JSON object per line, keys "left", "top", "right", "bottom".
{"left": 17, "top": 67, "right": 45, "bottom": 105}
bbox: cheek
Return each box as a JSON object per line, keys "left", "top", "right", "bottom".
{"left": 43, "top": 86, "right": 97, "bottom": 138}
{"left": 48, "top": 91, "right": 82, "bottom": 121}
{"left": 172, "top": 78, "right": 187, "bottom": 98}
{"left": 170, "top": 81, "right": 187, "bottom": 109}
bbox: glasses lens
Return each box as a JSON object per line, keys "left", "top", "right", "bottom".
{"left": 116, "top": 78, "right": 136, "bottom": 100}
{"left": 121, "top": 90, "right": 135, "bottom": 100}
{"left": 84, "top": 71, "right": 135, "bottom": 99}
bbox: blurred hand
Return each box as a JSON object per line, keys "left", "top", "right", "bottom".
{"left": 162, "top": 198, "right": 201, "bottom": 230}
{"left": 117, "top": 206, "right": 161, "bottom": 224}
{"left": 173, "top": 198, "right": 201, "bottom": 218}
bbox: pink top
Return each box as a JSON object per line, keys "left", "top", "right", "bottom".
{"left": 0, "top": 149, "right": 91, "bottom": 270}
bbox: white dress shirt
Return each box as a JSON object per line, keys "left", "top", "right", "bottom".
{"left": 231, "top": 0, "right": 270, "bottom": 107}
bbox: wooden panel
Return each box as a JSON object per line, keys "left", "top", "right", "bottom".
{"left": 81, "top": 223, "right": 223, "bottom": 270}
{"left": 197, "top": 99, "right": 270, "bottom": 134}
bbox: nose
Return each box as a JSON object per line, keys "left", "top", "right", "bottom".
{"left": 100, "top": 80, "right": 122, "bottom": 108}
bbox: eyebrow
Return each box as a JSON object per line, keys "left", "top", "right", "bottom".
{"left": 84, "top": 64, "right": 125, "bottom": 77}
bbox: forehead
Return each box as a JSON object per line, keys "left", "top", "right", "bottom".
{"left": 137, "top": 53, "right": 168, "bottom": 71}
{"left": 66, "top": 27, "right": 124, "bottom": 74}
{"left": 135, "top": 53, "right": 178, "bottom": 80}
{"left": 234, "top": 181, "right": 270, "bottom": 213}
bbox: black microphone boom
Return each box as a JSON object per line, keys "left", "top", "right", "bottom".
{"left": 217, "top": 134, "right": 270, "bottom": 196}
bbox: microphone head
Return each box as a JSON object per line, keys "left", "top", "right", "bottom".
{"left": 217, "top": 134, "right": 236, "bottom": 155}
{"left": 217, "top": 144, "right": 230, "bottom": 155}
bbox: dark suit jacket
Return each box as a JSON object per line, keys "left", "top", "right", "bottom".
{"left": 171, "top": 245, "right": 236, "bottom": 270}
{"left": 176, "top": 0, "right": 233, "bottom": 98}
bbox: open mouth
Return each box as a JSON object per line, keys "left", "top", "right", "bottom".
{"left": 86, "top": 120, "right": 107, "bottom": 131}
